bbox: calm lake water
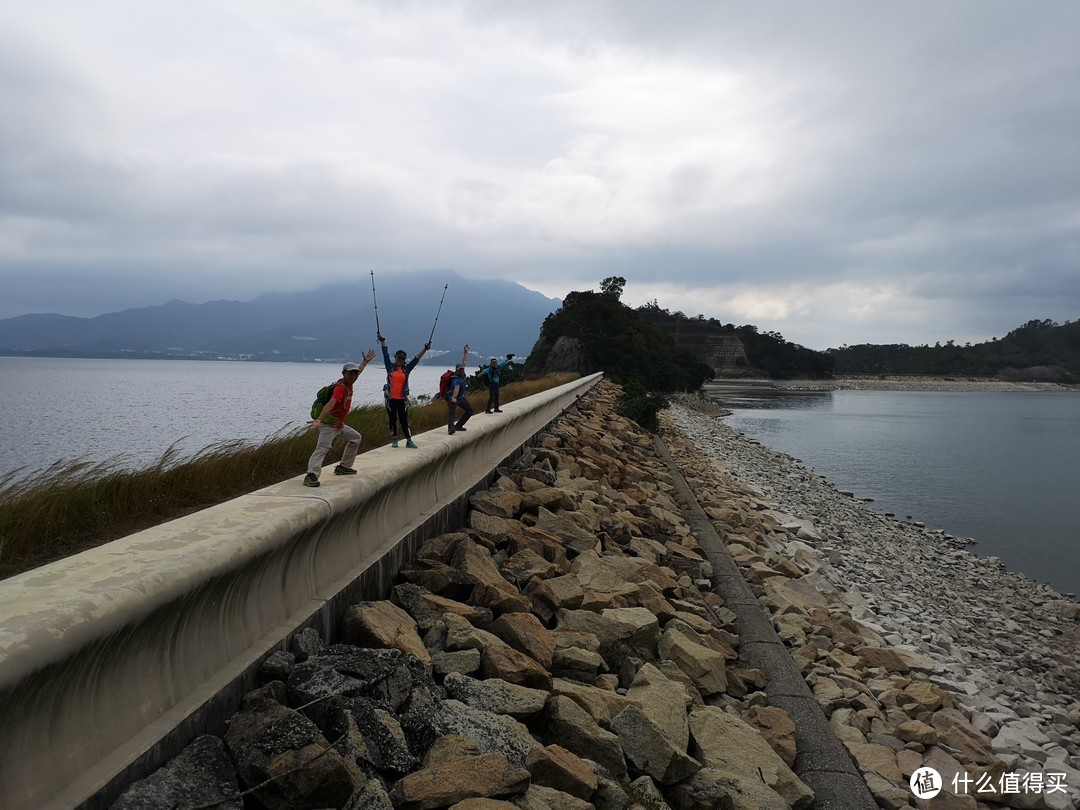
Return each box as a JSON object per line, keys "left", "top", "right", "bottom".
{"left": 712, "top": 386, "right": 1080, "bottom": 597}
{"left": 0, "top": 356, "right": 449, "bottom": 480}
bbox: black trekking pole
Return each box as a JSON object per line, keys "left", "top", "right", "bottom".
{"left": 370, "top": 270, "right": 382, "bottom": 338}
{"left": 427, "top": 283, "right": 448, "bottom": 345}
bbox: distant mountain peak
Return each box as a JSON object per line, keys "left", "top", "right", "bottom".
{"left": 0, "top": 277, "right": 560, "bottom": 363}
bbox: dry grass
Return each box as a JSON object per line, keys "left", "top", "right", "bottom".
{"left": 0, "top": 373, "right": 578, "bottom": 580}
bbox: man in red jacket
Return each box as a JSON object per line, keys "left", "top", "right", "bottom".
{"left": 305, "top": 349, "right": 376, "bottom": 487}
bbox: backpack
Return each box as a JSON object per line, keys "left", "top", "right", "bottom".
{"left": 439, "top": 369, "right": 456, "bottom": 398}
{"left": 310, "top": 381, "right": 340, "bottom": 419}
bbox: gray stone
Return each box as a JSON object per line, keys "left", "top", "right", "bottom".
{"left": 434, "top": 699, "right": 541, "bottom": 768}
{"left": 543, "top": 695, "right": 626, "bottom": 778}
{"left": 110, "top": 735, "right": 242, "bottom": 810}
{"left": 611, "top": 704, "right": 700, "bottom": 784}
{"left": 688, "top": 706, "right": 813, "bottom": 809}
{"left": 443, "top": 672, "right": 549, "bottom": 718}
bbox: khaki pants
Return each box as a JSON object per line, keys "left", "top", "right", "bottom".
{"left": 307, "top": 424, "right": 362, "bottom": 476}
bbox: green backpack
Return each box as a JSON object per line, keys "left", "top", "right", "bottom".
{"left": 310, "top": 381, "right": 340, "bottom": 419}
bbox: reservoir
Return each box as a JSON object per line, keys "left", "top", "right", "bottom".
{"left": 708, "top": 384, "right": 1080, "bottom": 597}
{"left": 0, "top": 356, "right": 449, "bottom": 482}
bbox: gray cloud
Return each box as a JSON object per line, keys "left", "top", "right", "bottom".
{"left": 0, "top": 1, "right": 1077, "bottom": 349}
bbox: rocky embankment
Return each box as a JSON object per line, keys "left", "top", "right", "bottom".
{"left": 109, "top": 381, "right": 1079, "bottom": 810}
{"left": 668, "top": 400, "right": 1080, "bottom": 809}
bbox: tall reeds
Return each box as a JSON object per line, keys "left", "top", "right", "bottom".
{"left": 0, "top": 374, "right": 576, "bottom": 580}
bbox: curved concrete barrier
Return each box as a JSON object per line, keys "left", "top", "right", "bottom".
{"left": 0, "top": 373, "right": 602, "bottom": 810}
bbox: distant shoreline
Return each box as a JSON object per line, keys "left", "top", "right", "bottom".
{"left": 706, "top": 376, "right": 1079, "bottom": 393}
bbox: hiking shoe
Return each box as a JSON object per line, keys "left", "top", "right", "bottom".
{"left": 334, "top": 465, "right": 357, "bottom": 476}
{"left": 448, "top": 427, "right": 455, "bottom": 435}
{"left": 485, "top": 409, "right": 492, "bottom": 414}
{"left": 454, "top": 425, "right": 467, "bottom": 432}
{"left": 406, "top": 439, "right": 418, "bottom": 449}
{"left": 493, "top": 409, "right": 503, "bottom": 413}
{"left": 303, "top": 473, "right": 320, "bottom": 488}
{"left": 391, "top": 439, "right": 399, "bottom": 448}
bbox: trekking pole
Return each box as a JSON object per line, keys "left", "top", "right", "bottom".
{"left": 427, "top": 283, "right": 448, "bottom": 345}
{"left": 370, "top": 270, "right": 382, "bottom": 338}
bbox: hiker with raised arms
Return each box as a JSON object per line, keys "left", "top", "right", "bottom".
{"left": 480, "top": 353, "right": 514, "bottom": 414}
{"left": 444, "top": 344, "right": 474, "bottom": 435}
{"left": 379, "top": 333, "right": 430, "bottom": 448}
{"left": 304, "top": 348, "right": 377, "bottom": 487}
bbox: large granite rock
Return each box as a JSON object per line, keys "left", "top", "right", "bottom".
{"left": 224, "top": 685, "right": 361, "bottom": 810}
{"left": 687, "top": 706, "right": 813, "bottom": 809}
{"left": 111, "top": 735, "right": 242, "bottom": 810}
{"left": 389, "top": 752, "right": 529, "bottom": 809}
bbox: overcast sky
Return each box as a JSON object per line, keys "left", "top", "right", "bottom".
{"left": 1, "top": 1, "right": 1078, "bottom": 349}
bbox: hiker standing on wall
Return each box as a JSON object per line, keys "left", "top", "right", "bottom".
{"left": 446, "top": 344, "right": 474, "bottom": 435}
{"left": 480, "top": 353, "right": 514, "bottom": 414}
{"left": 304, "top": 349, "right": 377, "bottom": 487}
{"left": 379, "top": 334, "right": 430, "bottom": 448}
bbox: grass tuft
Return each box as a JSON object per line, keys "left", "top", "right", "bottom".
{"left": 0, "top": 374, "right": 577, "bottom": 580}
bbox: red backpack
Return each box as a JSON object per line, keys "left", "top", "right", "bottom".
{"left": 438, "top": 369, "right": 455, "bottom": 398}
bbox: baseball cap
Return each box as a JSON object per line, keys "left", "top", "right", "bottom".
{"left": 342, "top": 362, "right": 361, "bottom": 372}
{"left": 456, "top": 363, "right": 466, "bottom": 371}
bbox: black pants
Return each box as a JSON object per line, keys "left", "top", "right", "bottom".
{"left": 386, "top": 398, "right": 411, "bottom": 438}
{"left": 447, "top": 397, "right": 473, "bottom": 432}
{"left": 487, "top": 384, "right": 500, "bottom": 411}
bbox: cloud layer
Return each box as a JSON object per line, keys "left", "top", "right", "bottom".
{"left": 1, "top": 1, "right": 1078, "bottom": 348}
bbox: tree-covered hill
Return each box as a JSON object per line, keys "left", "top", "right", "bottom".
{"left": 827, "top": 319, "right": 1080, "bottom": 381}
{"left": 525, "top": 277, "right": 714, "bottom": 392}
{"left": 636, "top": 304, "right": 835, "bottom": 379}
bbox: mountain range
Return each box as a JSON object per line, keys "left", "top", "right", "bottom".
{"left": 0, "top": 271, "right": 560, "bottom": 365}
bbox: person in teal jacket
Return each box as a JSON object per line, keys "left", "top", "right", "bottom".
{"left": 479, "top": 353, "right": 514, "bottom": 413}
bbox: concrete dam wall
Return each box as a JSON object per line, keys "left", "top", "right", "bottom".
{"left": 0, "top": 373, "right": 602, "bottom": 810}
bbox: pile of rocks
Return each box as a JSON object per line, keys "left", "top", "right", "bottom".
{"left": 110, "top": 380, "right": 1079, "bottom": 810}
{"left": 667, "top": 403, "right": 1080, "bottom": 810}
{"left": 111, "top": 381, "right": 813, "bottom": 810}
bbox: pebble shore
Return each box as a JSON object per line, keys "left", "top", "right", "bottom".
{"left": 667, "top": 397, "right": 1080, "bottom": 808}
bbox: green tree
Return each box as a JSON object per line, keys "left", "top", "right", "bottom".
{"left": 526, "top": 285, "right": 713, "bottom": 392}
{"left": 599, "top": 276, "right": 626, "bottom": 300}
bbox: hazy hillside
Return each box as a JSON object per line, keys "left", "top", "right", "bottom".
{"left": 0, "top": 271, "right": 559, "bottom": 364}
{"left": 636, "top": 305, "right": 835, "bottom": 379}
{"left": 827, "top": 318, "right": 1080, "bottom": 380}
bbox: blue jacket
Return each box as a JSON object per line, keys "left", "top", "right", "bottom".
{"left": 446, "top": 374, "right": 468, "bottom": 401}
{"left": 382, "top": 345, "right": 421, "bottom": 400}
{"left": 480, "top": 358, "right": 510, "bottom": 387}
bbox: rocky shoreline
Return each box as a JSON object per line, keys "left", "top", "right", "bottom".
{"left": 667, "top": 397, "right": 1080, "bottom": 808}
{"left": 107, "top": 381, "right": 1079, "bottom": 810}
{"left": 771, "top": 378, "right": 1078, "bottom": 393}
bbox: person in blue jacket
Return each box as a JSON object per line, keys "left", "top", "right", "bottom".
{"left": 479, "top": 353, "right": 514, "bottom": 413}
{"left": 379, "top": 333, "right": 430, "bottom": 448}
{"left": 446, "top": 344, "right": 473, "bottom": 435}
